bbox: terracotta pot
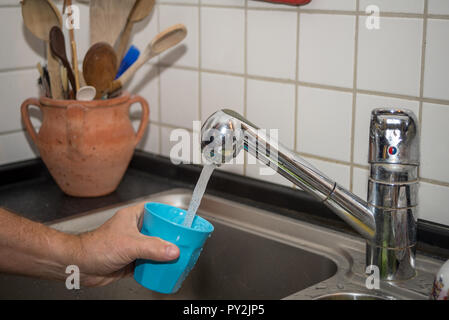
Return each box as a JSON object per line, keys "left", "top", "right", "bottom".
{"left": 21, "top": 92, "right": 149, "bottom": 197}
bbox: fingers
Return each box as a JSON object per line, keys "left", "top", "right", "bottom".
{"left": 135, "top": 235, "right": 180, "bottom": 262}
{"left": 115, "top": 202, "right": 146, "bottom": 229}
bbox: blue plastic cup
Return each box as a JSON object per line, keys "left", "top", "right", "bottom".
{"left": 134, "top": 202, "right": 214, "bottom": 294}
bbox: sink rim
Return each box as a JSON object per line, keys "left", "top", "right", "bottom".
{"left": 313, "top": 292, "right": 396, "bottom": 300}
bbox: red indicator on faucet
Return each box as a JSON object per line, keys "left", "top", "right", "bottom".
{"left": 388, "top": 146, "right": 397, "bottom": 155}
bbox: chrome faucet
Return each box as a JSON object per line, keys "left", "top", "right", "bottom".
{"left": 201, "top": 108, "right": 419, "bottom": 281}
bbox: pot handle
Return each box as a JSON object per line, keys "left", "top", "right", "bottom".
{"left": 128, "top": 95, "right": 150, "bottom": 146}
{"left": 67, "top": 104, "right": 86, "bottom": 157}
{"left": 20, "top": 98, "right": 41, "bottom": 145}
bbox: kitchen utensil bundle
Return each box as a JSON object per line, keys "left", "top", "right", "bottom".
{"left": 21, "top": 0, "right": 187, "bottom": 101}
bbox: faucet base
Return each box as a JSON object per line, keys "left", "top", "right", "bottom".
{"left": 366, "top": 243, "right": 416, "bottom": 281}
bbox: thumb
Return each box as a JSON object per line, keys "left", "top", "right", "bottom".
{"left": 135, "top": 235, "right": 180, "bottom": 262}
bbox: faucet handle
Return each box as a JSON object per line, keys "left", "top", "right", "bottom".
{"left": 369, "top": 108, "right": 420, "bottom": 165}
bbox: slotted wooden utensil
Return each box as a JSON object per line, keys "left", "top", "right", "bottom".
{"left": 89, "top": 0, "right": 137, "bottom": 47}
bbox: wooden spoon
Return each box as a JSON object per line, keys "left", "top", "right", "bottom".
{"left": 21, "top": 0, "right": 63, "bottom": 99}
{"left": 83, "top": 42, "right": 118, "bottom": 99}
{"left": 50, "top": 26, "right": 77, "bottom": 95}
{"left": 89, "top": 0, "right": 137, "bottom": 47}
{"left": 116, "top": 0, "right": 155, "bottom": 63}
{"left": 108, "top": 24, "right": 187, "bottom": 94}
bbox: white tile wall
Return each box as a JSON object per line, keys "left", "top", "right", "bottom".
{"left": 125, "top": 65, "right": 159, "bottom": 123}
{"left": 201, "top": 7, "right": 245, "bottom": 74}
{"left": 247, "top": 79, "right": 296, "bottom": 149}
{"left": 0, "top": 7, "right": 45, "bottom": 70}
{"left": 428, "top": 0, "right": 449, "bottom": 15}
{"left": 419, "top": 182, "right": 449, "bottom": 226}
{"left": 2, "top": 1, "right": 449, "bottom": 226}
{"left": 357, "top": 16, "right": 423, "bottom": 97}
{"left": 159, "top": 5, "right": 199, "bottom": 68}
{"left": 423, "top": 19, "right": 449, "bottom": 100}
{"left": 298, "top": 13, "right": 355, "bottom": 88}
{"left": 136, "top": 123, "right": 160, "bottom": 155}
{"left": 200, "top": 72, "right": 244, "bottom": 121}
{"left": 421, "top": 103, "right": 449, "bottom": 184}
{"left": 160, "top": 67, "right": 199, "bottom": 130}
{"left": 0, "top": 69, "right": 41, "bottom": 132}
{"left": 297, "top": 86, "right": 353, "bottom": 162}
{"left": 247, "top": 9, "right": 297, "bottom": 80}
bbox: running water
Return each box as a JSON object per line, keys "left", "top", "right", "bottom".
{"left": 183, "top": 163, "right": 216, "bottom": 228}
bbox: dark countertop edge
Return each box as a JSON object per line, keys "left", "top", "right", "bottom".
{"left": 1, "top": 150, "right": 449, "bottom": 260}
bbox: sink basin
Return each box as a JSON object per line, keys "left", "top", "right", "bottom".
{"left": 0, "top": 189, "right": 337, "bottom": 300}
{"left": 0, "top": 188, "right": 442, "bottom": 300}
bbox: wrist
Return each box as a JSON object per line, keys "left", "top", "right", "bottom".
{"left": 42, "top": 230, "right": 84, "bottom": 281}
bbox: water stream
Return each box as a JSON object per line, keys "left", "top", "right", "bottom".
{"left": 182, "top": 163, "right": 216, "bottom": 228}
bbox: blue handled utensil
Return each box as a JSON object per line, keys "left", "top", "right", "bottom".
{"left": 115, "top": 45, "right": 140, "bottom": 79}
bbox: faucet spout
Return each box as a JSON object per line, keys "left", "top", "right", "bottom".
{"left": 201, "top": 109, "right": 376, "bottom": 240}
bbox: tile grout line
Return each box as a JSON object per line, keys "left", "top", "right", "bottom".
{"left": 0, "top": 129, "right": 25, "bottom": 137}
{"left": 156, "top": 4, "right": 162, "bottom": 155}
{"left": 420, "top": 177, "right": 449, "bottom": 189}
{"left": 349, "top": 0, "right": 360, "bottom": 193}
{"left": 198, "top": 1, "right": 202, "bottom": 132}
{"left": 292, "top": 6, "right": 301, "bottom": 189}
{"left": 243, "top": 0, "right": 248, "bottom": 177}
{"left": 293, "top": 7, "right": 300, "bottom": 155}
{"left": 418, "top": 0, "right": 429, "bottom": 181}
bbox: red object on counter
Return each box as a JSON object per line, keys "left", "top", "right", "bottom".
{"left": 260, "top": 0, "right": 311, "bottom": 5}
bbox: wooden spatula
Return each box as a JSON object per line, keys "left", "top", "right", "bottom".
{"left": 89, "top": 0, "right": 136, "bottom": 47}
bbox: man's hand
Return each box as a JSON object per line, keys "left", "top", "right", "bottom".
{"left": 74, "top": 202, "right": 180, "bottom": 287}
{"left": 0, "top": 203, "right": 180, "bottom": 288}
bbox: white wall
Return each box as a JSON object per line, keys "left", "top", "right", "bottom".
{"left": 1, "top": 0, "right": 449, "bottom": 226}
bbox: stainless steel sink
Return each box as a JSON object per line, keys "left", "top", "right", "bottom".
{"left": 0, "top": 189, "right": 443, "bottom": 299}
